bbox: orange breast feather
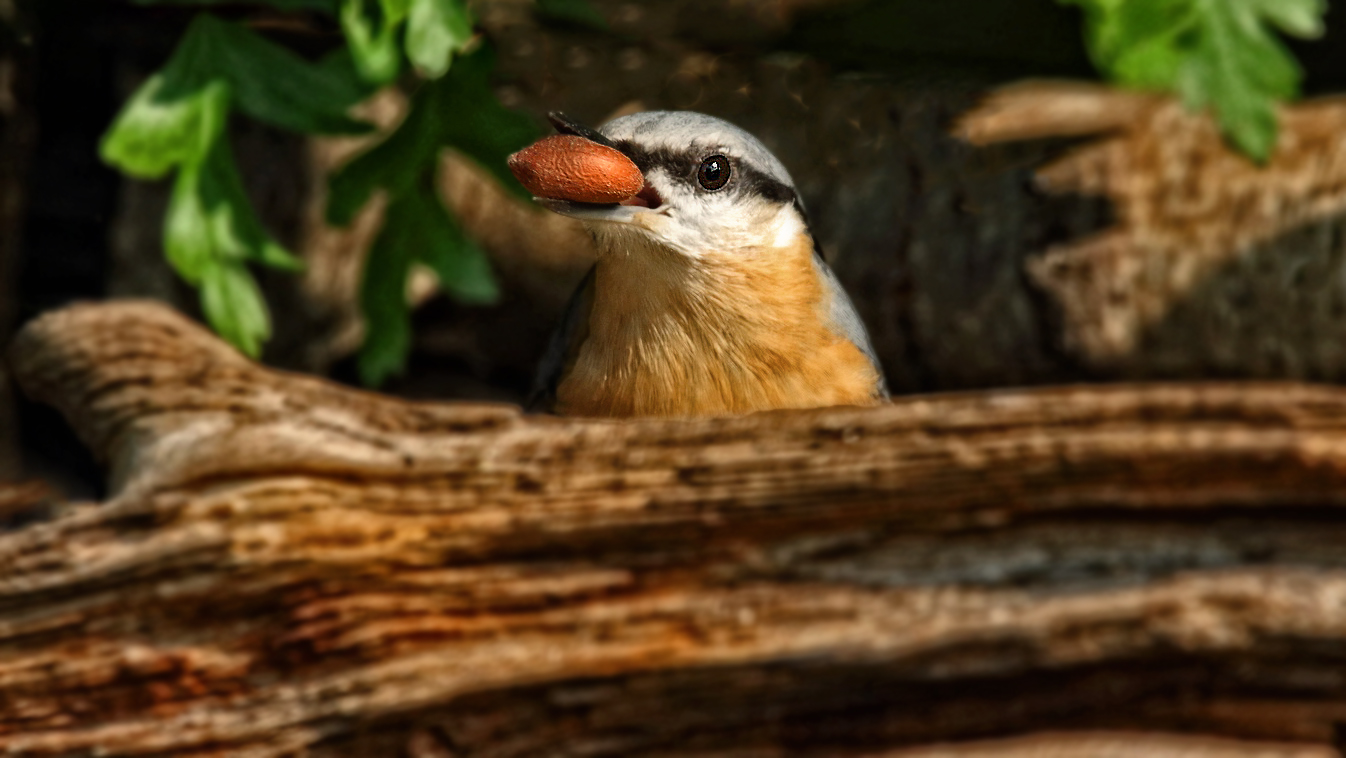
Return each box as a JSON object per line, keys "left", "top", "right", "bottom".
{"left": 554, "top": 236, "right": 882, "bottom": 418}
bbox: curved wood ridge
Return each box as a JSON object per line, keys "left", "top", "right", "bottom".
{"left": 8, "top": 301, "right": 1346, "bottom": 756}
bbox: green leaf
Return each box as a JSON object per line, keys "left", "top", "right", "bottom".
{"left": 165, "top": 163, "right": 214, "bottom": 283}
{"left": 1079, "top": 0, "right": 1190, "bottom": 89}
{"left": 326, "top": 83, "right": 441, "bottom": 224}
{"left": 405, "top": 0, "right": 474, "bottom": 78}
{"left": 328, "top": 46, "right": 537, "bottom": 225}
{"left": 201, "top": 16, "right": 374, "bottom": 135}
{"left": 1061, "top": 0, "right": 1326, "bottom": 162}
{"left": 198, "top": 135, "right": 305, "bottom": 270}
{"left": 160, "top": 83, "right": 231, "bottom": 282}
{"left": 252, "top": 238, "right": 305, "bottom": 271}
{"left": 200, "top": 258, "right": 272, "bottom": 359}
{"left": 335, "top": 44, "right": 527, "bottom": 384}
{"left": 534, "top": 0, "right": 608, "bottom": 30}
{"left": 101, "top": 13, "right": 370, "bottom": 178}
{"left": 357, "top": 185, "right": 498, "bottom": 385}
{"left": 341, "top": 0, "right": 408, "bottom": 84}
{"left": 1259, "top": 0, "right": 1327, "bottom": 38}
{"left": 428, "top": 45, "right": 540, "bottom": 197}
{"left": 413, "top": 188, "right": 498, "bottom": 304}
{"left": 358, "top": 194, "right": 417, "bottom": 386}
{"left": 101, "top": 12, "right": 375, "bottom": 359}
{"left": 100, "top": 19, "right": 228, "bottom": 178}
{"left": 101, "top": 75, "right": 219, "bottom": 179}
{"left": 133, "top": 0, "right": 340, "bottom": 11}
{"left": 165, "top": 128, "right": 303, "bottom": 282}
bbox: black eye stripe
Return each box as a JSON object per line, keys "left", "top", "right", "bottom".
{"left": 613, "top": 141, "right": 796, "bottom": 204}
{"left": 612, "top": 142, "right": 702, "bottom": 179}
{"left": 740, "top": 167, "right": 797, "bottom": 204}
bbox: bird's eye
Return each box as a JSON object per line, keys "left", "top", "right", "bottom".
{"left": 697, "top": 155, "right": 731, "bottom": 191}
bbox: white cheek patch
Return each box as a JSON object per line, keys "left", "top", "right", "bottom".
{"left": 642, "top": 185, "right": 803, "bottom": 260}
{"left": 769, "top": 204, "right": 805, "bottom": 249}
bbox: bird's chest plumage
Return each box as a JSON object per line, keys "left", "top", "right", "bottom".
{"left": 554, "top": 239, "right": 882, "bottom": 418}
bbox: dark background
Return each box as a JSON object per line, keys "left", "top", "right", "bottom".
{"left": 6, "top": 0, "right": 1346, "bottom": 497}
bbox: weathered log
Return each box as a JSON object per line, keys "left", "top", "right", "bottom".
{"left": 9, "top": 301, "right": 1346, "bottom": 756}
{"left": 879, "top": 734, "right": 1336, "bottom": 758}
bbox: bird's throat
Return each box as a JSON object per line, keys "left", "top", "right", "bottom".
{"left": 555, "top": 234, "right": 881, "bottom": 417}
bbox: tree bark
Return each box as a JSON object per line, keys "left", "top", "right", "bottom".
{"left": 8, "top": 301, "right": 1346, "bottom": 755}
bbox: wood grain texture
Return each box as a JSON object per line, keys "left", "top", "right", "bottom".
{"left": 9, "top": 301, "right": 1346, "bottom": 755}
{"left": 959, "top": 82, "right": 1346, "bottom": 378}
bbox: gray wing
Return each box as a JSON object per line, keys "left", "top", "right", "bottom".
{"left": 813, "top": 253, "right": 889, "bottom": 398}
{"left": 527, "top": 266, "right": 596, "bottom": 412}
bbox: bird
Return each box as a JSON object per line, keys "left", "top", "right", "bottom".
{"left": 510, "top": 110, "right": 888, "bottom": 418}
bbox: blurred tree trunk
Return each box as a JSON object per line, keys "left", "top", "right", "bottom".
{"left": 9, "top": 301, "right": 1346, "bottom": 756}
{"left": 0, "top": 0, "right": 35, "bottom": 480}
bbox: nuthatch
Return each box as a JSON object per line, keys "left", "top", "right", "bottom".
{"left": 510, "top": 111, "right": 888, "bottom": 418}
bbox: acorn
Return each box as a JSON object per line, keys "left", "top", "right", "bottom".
{"left": 508, "top": 135, "right": 644, "bottom": 204}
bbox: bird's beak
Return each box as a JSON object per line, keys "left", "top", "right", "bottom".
{"left": 507, "top": 115, "right": 663, "bottom": 225}
{"left": 535, "top": 186, "right": 663, "bottom": 224}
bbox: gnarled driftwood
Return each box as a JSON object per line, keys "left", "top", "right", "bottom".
{"left": 8, "top": 301, "right": 1346, "bottom": 756}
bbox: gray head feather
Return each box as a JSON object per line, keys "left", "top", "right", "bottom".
{"left": 599, "top": 111, "right": 798, "bottom": 194}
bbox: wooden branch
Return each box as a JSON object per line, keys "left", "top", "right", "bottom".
{"left": 9, "top": 301, "right": 1346, "bottom": 756}
{"left": 876, "top": 733, "right": 1337, "bottom": 758}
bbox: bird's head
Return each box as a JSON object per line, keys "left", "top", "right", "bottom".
{"left": 508, "top": 111, "right": 808, "bottom": 262}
